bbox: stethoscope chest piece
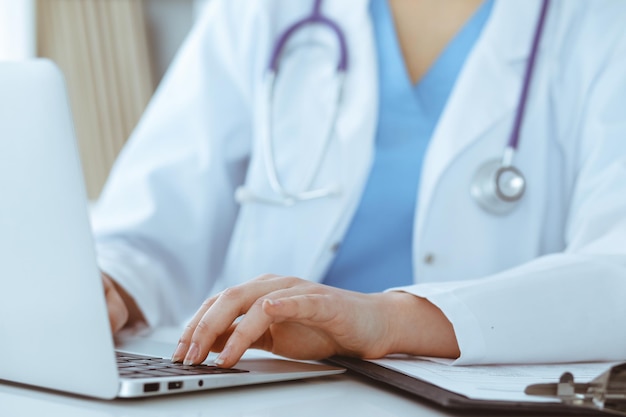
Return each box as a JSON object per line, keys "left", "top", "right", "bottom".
{"left": 471, "top": 159, "right": 526, "bottom": 215}
{"left": 469, "top": 0, "right": 549, "bottom": 216}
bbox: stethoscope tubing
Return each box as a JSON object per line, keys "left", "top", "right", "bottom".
{"left": 238, "top": 0, "right": 551, "bottom": 214}
{"left": 268, "top": 0, "right": 348, "bottom": 73}
{"left": 261, "top": 72, "right": 344, "bottom": 205}
{"left": 470, "top": 0, "right": 549, "bottom": 215}
{"left": 506, "top": 0, "right": 550, "bottom": 155}
{"left": 237, "top": 0, "right": 348, "bottom": 206}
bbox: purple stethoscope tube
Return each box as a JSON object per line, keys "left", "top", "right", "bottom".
{"left": 471, "top": 0, "right": 549, "bottom": 215}
{"left": 268, "top": 0, "right": 349, "bottom": 73}
{"left": 508, "top": 0, "right": 550, "bottom": 152}
{"left": 237, "top": 0, "right": 550, "bottom": 213}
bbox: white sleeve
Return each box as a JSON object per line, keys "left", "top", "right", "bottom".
{"left": 91, "top": 1, "right": 261, "bottom": 327}
{"left": 393, "top": 20, "right": 626, "bottom": 365}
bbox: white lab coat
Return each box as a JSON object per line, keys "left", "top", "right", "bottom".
{"left": 92, "top": 0, "right": 626, "bottom": 365}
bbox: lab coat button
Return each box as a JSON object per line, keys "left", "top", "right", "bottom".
{"left": 330, "top": 242, "right": 340, "bottom": 253}
{"left": 423, "top": 254, "right": 435, "bottom": 265}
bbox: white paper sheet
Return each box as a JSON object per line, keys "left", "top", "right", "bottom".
{"left": 370, "top": 356, "right": 620, "bottom": 403}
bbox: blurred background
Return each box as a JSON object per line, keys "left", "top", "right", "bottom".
{"left": 0, "top": 0, "right": 210, "bottom": 199}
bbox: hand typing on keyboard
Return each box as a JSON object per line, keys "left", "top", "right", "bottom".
{"left": 170, "top": 274, "right": 459, "bottom": 368}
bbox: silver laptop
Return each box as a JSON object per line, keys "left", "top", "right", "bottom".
{"left": 0, "top": 60, "right": 344, "bottom": 399}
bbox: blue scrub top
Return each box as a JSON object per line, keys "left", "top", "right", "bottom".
{"left": 322, "top": 0, "right": 494, "bottom": 292}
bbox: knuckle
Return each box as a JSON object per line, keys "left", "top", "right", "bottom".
{"left": 182, "top": 323, "right": 195, "bottom": 338}
{"left": 254, "top": 273, "right": 278, "bottom": 282}
{"left": 219, "top": 286, "right": 242, "bottom": 300}
{"left": 191, "top": 321, "right": 218, "bottom": 346}
{"left": 301, "top": 294, "right": 325, "bottom": 312}
{"left": 305, "top": 293, "right": 322, "bottom": 305}
{"left": 252, "top": 297, "right": 266, "bottom": 310}
{"left": 195, "top": 320, "right": 212, "bottom": 334}
{"left": 231, "top": 326, "right": 256, "bottom": 346}
{"left": 283, "top": 276, "right": 301, "bottom": 287}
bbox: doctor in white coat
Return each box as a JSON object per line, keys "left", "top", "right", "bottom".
{"left": 92, "top": 0, "right": 626, "bottom": 368}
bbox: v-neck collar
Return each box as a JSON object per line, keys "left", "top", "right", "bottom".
{"left": 371, "top": 0, "right": 494, "bottom": 121}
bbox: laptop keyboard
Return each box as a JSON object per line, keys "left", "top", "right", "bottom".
{"left": 116, "top": 351, "right": 248, "bottom": 379}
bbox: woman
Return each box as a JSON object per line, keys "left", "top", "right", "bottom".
{"left": 94, "top": 0, "right": 626, "bottom": 368}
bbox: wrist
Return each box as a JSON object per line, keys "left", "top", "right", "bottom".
{"left": 381, "top": 291, "right": 460, "bottom": 359}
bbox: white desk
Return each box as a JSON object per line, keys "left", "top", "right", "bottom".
{"left": 0, "top": 328, "right": 573, "bottom": 417}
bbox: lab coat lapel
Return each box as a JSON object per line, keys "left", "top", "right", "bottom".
{"left": 322, "top": 0, "right": 377, "bottom": 150}
{"left": 305, "top": 0, "right": 378, "bottom": 280}
{"left": 415, "top": 0, "right": 544, "bottom": 238}
{"left": 232, "top": 0, "right": 376, "bottom": 283}
{"left": 220, "top": 0, "right": 376, "bottom": 288}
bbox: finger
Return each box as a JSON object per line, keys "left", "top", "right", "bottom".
{"left": 262, "top": 294, "right": 338, "bottom": 324}
{"left": 171, "top": 294, "right": 220, "bottom": 362}
{"left": 180, "top": 288, "right": 251, "bottom": 365}
{"left": 211, "top": 286, "right": 318, "bottom": 367}
{"left": 181, "top": 275, "right": 299, "bottom": 365}
{"left": 265, "top": 292, "right": 389, "bottom": 359}
{"left": 174, "top": 275, "right": 282, "bottom": 361}
{"left": 216, "top": 291, "right": 348, "bottom": 366}
{"left": 207, "top": 323, "right": 271, "bottom": 354}
{"left": 213, "top": 298, "right": 275, "bottom": 368}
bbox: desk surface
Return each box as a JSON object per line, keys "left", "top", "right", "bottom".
{"left": 0, "top": 328, "right": 575, "bottom": 417}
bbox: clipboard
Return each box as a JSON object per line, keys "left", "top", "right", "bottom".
{"left": 328, "top": 356, "right": 625, "bottom": 415}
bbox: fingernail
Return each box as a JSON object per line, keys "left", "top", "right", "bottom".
{"left": 171, "top": 342, "right": 186, "bottom": 362}
{"left": 183, "top": 342, "right": 199, "bottom": 365}
{"left": 215, "top": 346, "right": 230, "bottom": 367}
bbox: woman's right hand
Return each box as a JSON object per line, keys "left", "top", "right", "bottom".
{"left": 172, "top": 274, "right": 460, "bottom": 368}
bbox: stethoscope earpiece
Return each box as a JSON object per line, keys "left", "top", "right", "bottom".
{"left": 471, "top": 159, "right": 526, "bottom": 215}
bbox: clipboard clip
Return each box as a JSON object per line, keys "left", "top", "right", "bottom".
{"left": 525, "top": 363, "right": 626, "bottom": 415}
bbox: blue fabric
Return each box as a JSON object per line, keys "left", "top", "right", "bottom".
{"left": 321, "top": 0, "right": 494, "bottom": 292}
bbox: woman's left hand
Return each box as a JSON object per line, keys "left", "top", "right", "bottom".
{"left": 171, "top": 274, "right": 459, "bottom": 368}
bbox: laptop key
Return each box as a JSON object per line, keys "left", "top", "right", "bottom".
{"left": 115, "top": 351, "right": 248, "bottom": 378}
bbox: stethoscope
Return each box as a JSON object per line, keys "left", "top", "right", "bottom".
{"left": 235, "top": 0, "right": 347, "bottom": 207}
{"left": 236, "top": 0, "right": 550, "bottom": 215}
